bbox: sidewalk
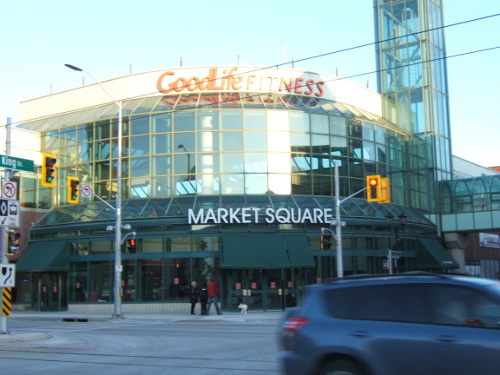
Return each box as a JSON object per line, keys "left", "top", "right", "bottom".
{"left": 0, "top": 309, "right": 284, "bottom": 343}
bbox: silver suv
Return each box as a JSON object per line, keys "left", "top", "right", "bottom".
{"left": 279, "top": 273, "right": 500, "bottom": 375}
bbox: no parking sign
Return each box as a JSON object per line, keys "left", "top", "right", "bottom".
{"left": 2, "top": 181, "right": 17, "bottom": 199}
{"left": 81, "top": 184, "right": 92, "bottom": 198}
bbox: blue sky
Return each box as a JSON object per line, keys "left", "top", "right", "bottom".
{"left": 1, "top": 0, "right": 499, "bottom": 167}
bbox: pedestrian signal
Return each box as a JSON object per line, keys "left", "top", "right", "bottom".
{"left": 320, "top": 234, "right": 332, "bottom": 250}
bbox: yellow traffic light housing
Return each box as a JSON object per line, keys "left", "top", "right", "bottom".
{"left": 366, "top": 175, "right": 381, "bottom": 202}
{"left": 67, "top": 177, "right": 80, "bottom": 203}
{"left": 379, "top": 177, "right": 391, "bottom": 204}
{"left": 41, "top": 153, "right": 57, "bottom": 187}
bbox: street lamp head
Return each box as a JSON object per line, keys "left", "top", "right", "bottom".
{"left": 385, "top": 212, "right": 394, "bottom": 227}
{"left": 64, "top": 63, "right": 84, "bottom": 72}
{"left": 398, "top": 212, "right": 408, "bottom": 227}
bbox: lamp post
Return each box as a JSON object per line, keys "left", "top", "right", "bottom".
{"left": 385, "top": 211, "right": 408, "bottom": 273}
{"left": 65, "top": 63, "right": 124, "bottom": 318}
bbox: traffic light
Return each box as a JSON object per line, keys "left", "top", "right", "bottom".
{"left": 67, "top": 177, "right": 80, "bottom": 203}
{"left": 41, "top": 153, "right": 57, "bottom": 187}
{"left": 379, "top": 177, "right": 391, "bottom": 204}
{"left": 320, "top": 234, "right": 332, "bottom": 250}
{"left": 366, "top": 175, "right": 381, "bottom": 202}
{"left": 7, "top": 230, "right": 20, "bottom": 253}
{"left": 127, "top": 238, "right": 137, "bottom": 253}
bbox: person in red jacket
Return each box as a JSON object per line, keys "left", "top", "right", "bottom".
{"left": 206, "top": 277, "right": 223, "bottom": 315}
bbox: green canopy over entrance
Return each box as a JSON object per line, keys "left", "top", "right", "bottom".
{"left": 16, "top": 241, "right": 68, "bottom": 272}
{"left": 417, "top": 238, "right": 458, "bottom": 270}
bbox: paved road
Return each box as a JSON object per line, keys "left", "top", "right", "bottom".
{"left": 0, "top": 313, "right": 283, "bottom": 375}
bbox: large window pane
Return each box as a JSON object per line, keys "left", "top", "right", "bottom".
{"left": 221, "top": 153, "right": 244, "bottom": 173}
{"left": 221, "top": 132, "right": 243, "bottom": 151}
{"left": 198, "top": 110, "right": 219, "bottom": 130}
{"left": 130, "top": 135, "right": 150, "bottom": 156}
{"left": 311, "top": 114, "right": 329, "bottom": 133}
{"left": 152, "top": 113, "right": 172, "bottom": 133}
{"left": 245, "top": 174, "right": 267, "bottom": 194}
{"left": 244, "top": 110, "right": 266, "bottom": 130}
{"left": 130, "top": 156, "right": 150, "bottom": 177}
{"left": 174, "top": 112, "right": 195, "bottom": 131}
{"left": 221, "top": 110, "right": 242, "bottom": 130}
{"left": 131, "top": 115, "right": 149, "bottom": 135}
{"left": 152, "top": 133, "right": 171, "bottom": 154}
{"left": 245, "top": 132, "right": 267, "bottom": 151}
{"left": 290, "top": 112, "right": 309, "bottom": 132}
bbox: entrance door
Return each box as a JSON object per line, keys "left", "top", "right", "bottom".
{"left": 223, "top": 268, "right": 305, "bottom": 311}
{"left": 32, "top": 272, "right": 67, "bottom": 311}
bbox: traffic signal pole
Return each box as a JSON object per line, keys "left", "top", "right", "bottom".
{"left": 1, "top": 226, "right": 8, "bottom": 334}
{"left": 1, "top": 118, "right": 12, "bottom": 334}
{"left": 330, "top": 161, "right": 369, "bottom": 278}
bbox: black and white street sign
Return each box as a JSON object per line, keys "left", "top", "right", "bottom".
{"left": 0, "top": 199, "right": 19, "bottom": 228}
{"left": 0, "top": 264, "right": 16, "bottom": 287}
{"left": 2, "top": 181, "right": 17, "bottom": 199}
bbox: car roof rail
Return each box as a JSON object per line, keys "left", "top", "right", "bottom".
{"left": 325, "top": 271, "right": 452, "bottom": 283}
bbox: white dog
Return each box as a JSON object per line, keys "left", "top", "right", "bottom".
{"left": 238, "top": 303, "right": 248, "bottom": 314}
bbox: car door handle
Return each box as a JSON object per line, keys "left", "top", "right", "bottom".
{"left": 349, "top": 330, "right": 370, "bottom": 338}
{"left": 433, "top": 335, "right": 458, "bottom": 343}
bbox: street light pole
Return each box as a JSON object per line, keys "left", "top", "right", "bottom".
{"left": 65, "top": 64, "right": 124, "bottom": 318}
{"left": 334, "top": 161, "right": 342, "bottom": 278}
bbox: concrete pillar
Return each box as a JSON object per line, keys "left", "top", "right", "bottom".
{"left": 444, "top": 232, "right": 468, "bottom": 274}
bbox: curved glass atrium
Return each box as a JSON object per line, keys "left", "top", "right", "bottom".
{"left": 28, "top": 91, "right": 412, "bottom": 215}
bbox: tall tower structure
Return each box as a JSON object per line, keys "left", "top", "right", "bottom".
{"left": 374, "top": 0, "right": 452, "bottom": 221}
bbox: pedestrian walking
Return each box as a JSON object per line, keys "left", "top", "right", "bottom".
{"left": 206, "top": 277, "right": 223, "bottom": 315}
{"left": 199, "top": 281, "right": 208, "bottom": 316}
{"left": 189, "top": 281, "right": 199, "bottom": 315}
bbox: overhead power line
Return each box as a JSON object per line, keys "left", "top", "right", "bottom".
{"left": 2, "top": 13, "right": 500, "bottom": 129}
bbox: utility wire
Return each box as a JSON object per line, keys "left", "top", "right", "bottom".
{"left": 2, "top": 13, "right": 500, "bottom": 130}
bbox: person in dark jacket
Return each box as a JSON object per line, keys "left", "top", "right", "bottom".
{"left": 189, "top": 281, "right": 199, "bottom": 315}
{"left": 206, "top": 277, "right": 223, "bottom": 315}
{"left": 199, "top": 281, "right": 208, "bottom": 316}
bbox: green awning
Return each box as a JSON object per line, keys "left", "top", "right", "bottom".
{"left": 221, "top": 233, "right": 315, "bottom": 269}
{"left": 16, "top": 241, "right": 68, "bottom": 272}
{"left": 417, "top": 238, "right": 458, "bottom": 270}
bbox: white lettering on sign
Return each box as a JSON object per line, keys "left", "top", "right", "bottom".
{"left": 188, "top": 207, "right": 333, "bottom": 224}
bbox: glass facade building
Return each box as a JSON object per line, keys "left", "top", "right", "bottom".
{"left": 13, "top": 1, "right": 462, "bottom": 312}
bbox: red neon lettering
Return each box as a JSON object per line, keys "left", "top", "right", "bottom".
{"left": 295, "top": 78, "right": 304, "bottom": 94}
{"left": 315, "top": 81, "right": 325, "bottom": 97}
{"left": 157, "top": 71, "right": 176, "bottom": 93}
{"left": 304, "top": 79, "right": 315, "bottom": 95}
{"left": 280, "top": 77, "right": 294, "bottom": 93}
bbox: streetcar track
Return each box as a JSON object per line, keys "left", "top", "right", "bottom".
{"left": 0, "top": 351, "right": 277, "bottom": 372}
{"left": 0, "top": 346, "right": 276, "bottom": 363}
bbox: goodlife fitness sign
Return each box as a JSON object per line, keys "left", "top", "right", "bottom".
{"left": 21, "top": 66, "right": 382, "bottom": 126}
{"left": 157, "top": 66, "right": 326, "bottom": 97}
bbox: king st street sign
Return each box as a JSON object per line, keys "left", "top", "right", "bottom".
{"left": 0, "top": 155, "right": 35, "bottom": 173}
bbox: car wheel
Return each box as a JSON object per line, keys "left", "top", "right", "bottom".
{"left": 319, "top": 359, "right": 363, "bottom": 375}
